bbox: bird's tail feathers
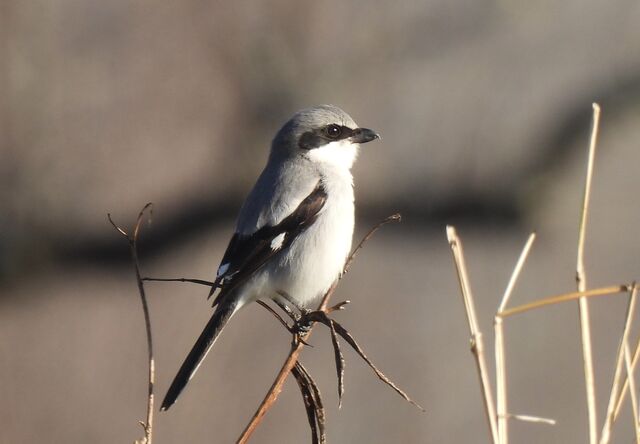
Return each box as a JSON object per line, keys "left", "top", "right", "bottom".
{"left": 160, "top": 297, "right": 241, "bottom": 411}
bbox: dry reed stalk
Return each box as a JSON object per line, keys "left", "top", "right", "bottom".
{"left": 614, "top": 337, "right": 640, "bottom": 421}
{"left": 600, "top": 286, "right": 638, "bottom": 444}
{"left": 447, "top": 226, "right": 499, "bottom": 443}
{"left": 495, "top": 233, "right": 536, "bottom": 444}
{"left": 498, "top": 286, "right": 630, "bottom": 318}
{"left": 575, "top": 103, "right": 601, "bottom": 444}
{"left": 505, "top": 414, "right": 556, "bottom": 425}
{"left": 623, "top": 343, "right": 640, "bottom": 443}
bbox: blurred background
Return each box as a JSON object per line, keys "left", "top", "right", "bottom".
{"left": 2, "top": 1, "right": 640, "bottom": 443}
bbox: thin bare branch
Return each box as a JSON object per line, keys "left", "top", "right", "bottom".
{"left": 304, "top": 311, "right": 424, "bottom": 411}
{"left": 343, "top": 213, "right": 401, "bottom": 274}
{"left": 109, "top": 203, "right": 155, "bottom": 444}
{"left": 447, "top": 225, "right": 499, "bottom": 443}
{"left": 142, "top": 277, "right": 218, "bottom": 287}
{"left": 256, "top": 301, "right": 291, "bottom": 331}
{"left": 237, "top": 214, "right": 401, "bottom": 444}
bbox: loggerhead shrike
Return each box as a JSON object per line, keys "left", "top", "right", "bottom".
{"left": 161, "top": 104, "right": 379, "bottom": 411}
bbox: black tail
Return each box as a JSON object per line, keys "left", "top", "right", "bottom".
{"left": 160, "top": 300, "right": 238, "bottom": 411}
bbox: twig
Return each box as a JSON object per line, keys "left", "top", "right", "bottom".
{"left": 576, "top": 103, "right": 601, "bottom": 444}
{"left": 600, "top": 285, "right": 638, "bottom": 444}
{"left": 498, "top": 285, "right": 630, "bottom": 318}
{"left": 236, "top": 214, "right": 402, "bottom": 444}
{"left": 343, "top": 213, "right": 401, "bottom": 274}
{"left": 108, "top": 203, "right": 155, "bottom": 444}
{"left": 447, "top": 225, "right": 499, "bottom": 444}
{"left": 256, "top": 300, "right": 292, "bottom": 331}
{"left": 495, "top": 233, "right": 536, "bottom": 444}
{"left": 142, "top": 277, "right": 219, "bottom": 288}
{"left": 304, "top": 311, "right": 424, "bottom": 410}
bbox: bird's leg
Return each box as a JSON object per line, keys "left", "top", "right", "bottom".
{"left": 273, "top": 292, "right": 315, "bottom": 346}
{"left": 295, "top": 302, "right": 351, "bottom": 335}
{"left": 272, "top": 296, "right": 301, "bottom": 322}
{"left": 274, "top": 291, "right": 351, "bottom": 341}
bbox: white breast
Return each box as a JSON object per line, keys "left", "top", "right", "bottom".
{"left": 270, "top": 170, "right": 355, "bottom": 308}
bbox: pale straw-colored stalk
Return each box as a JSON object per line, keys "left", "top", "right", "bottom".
{"left": 576, "top": 103, "right": 601, "bottom": 444}
{"left": 447, "top": 226, "right": 499, "bottom": 443}
{"left": 495, "top": 233, "right": 536, "bottom": 444}
{"left": 600, "top": 286, "right": 637, "bottom": 444}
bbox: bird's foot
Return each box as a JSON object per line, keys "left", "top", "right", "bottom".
{"left": 290, "top": 308, "right": 313, "bottom": 345}
{"left": 291, "top": 301, "right": 351, "bottom": 344}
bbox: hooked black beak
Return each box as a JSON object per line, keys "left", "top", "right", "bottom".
{"left": 351, "top": 127, "right": 380, "bottom": 144}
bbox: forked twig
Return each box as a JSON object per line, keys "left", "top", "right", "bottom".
{"left": 237, "top": 213, "right": 403, "bottom": 443}
{"left": 447, "top": 226, "right": 499, "bottom": 443}
{"left": 576, "top": 103, "right": 601, "bottom": 444}
{"left": 108, "top": 203, "right": 155, "bottom": 444}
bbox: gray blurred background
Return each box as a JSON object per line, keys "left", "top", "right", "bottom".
{"left": 1, "top": 1, "right": 640, "bottom": 443}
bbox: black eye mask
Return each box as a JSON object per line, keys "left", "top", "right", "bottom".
{"left": 298, "top": 125, "right": 354, "bottom": 150}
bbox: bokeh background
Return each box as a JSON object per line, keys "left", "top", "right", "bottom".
{"left": 2, "top": 1, "right": 640, "bottom": 443}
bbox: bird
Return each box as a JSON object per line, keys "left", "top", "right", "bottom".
{"left": 160, "top": 104, "right": 380, "bottom": 411}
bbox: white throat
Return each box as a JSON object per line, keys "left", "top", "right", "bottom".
{"left": 306, "top": 139, "right": 359, "bottom": 171}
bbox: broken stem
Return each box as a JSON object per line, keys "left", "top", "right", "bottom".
{"left": 447, "top": 225, "right": 499, "bottom": 443}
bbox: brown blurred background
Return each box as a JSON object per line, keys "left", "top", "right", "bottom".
{"left": 2, "top": 1, "right": 640, "bottom": 443}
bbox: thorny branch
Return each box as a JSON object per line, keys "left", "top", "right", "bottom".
{"left": 108, "top": 203, "right": 155, "bottom": 444}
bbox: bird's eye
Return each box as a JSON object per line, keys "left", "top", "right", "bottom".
{"left": 324, "top": 124, "right": 342, "bottom": 139}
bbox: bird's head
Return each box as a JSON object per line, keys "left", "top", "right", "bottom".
{"left": 271, "top": 105, "right": 380, "bottom": 170}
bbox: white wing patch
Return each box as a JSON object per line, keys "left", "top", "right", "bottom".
{"left": 216, "top": 262, "right": 230, "bottom": 278}
{"left": 270, "top": 233, "right": 286, "bottom": 251}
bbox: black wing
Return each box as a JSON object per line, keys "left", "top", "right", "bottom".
{"left": 210, "top": 181, "right": 327, "bottom": 303}
{"left": 161, "top": 182, "right": 328, "bottom": 411}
